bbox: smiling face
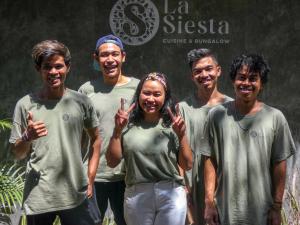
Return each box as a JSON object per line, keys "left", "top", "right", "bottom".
{"left": 138, "top": 80, "right": 166, "bottom": 122}
{"left": 191, "top": 56, "right": 221, "bottom": 90}
{"left": 38, "top": 55, "right": 69, "bottom": 91}
{"left": 95, "top": 43, "right": 125, "bottom": 82}
{"left": 233, "top": 65, "right": 262, "bottom": 103}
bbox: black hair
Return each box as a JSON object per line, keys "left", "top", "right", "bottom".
{"left": 129, "top": 72, "right": 177, "bottom": 127}
{"left": 229, "top": 54, "right": 270, "bottom": 84}
{"left": 32, "top": 40, "right": 71, "bottom": 68}
{"left": 187, "top": 48, "right": 219, "bottom": 69}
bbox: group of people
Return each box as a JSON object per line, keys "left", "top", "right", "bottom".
{"left": 9, "top": 34, "right": 296, "bottom": 225}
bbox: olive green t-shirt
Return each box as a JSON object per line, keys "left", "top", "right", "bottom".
{"left": 121, "top": 121, "right": 184, "bottom": 187}
{"left": 179, "top": 93, "right": 232, "bottom": 225}
{"left": 78, "top": 77, "right": 139, "bottom": 182}
{"left": 9, "top": 89, "right": 99, "bottom": 215}
{"left": 201, "top": 102, "right": 296, "bottom": 225}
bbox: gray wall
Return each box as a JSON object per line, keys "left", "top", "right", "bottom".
{"left": 0, "top": 1, "right": 299, "bottom": 143}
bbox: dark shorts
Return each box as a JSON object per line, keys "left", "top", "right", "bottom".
{"left": 27, "top": 196, "right": 101, "bottom": 225}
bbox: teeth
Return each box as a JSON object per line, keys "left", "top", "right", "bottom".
{"left": 200, "top": 77, "right": 211, "bottom": 83}
{"left": 239, "top": 86, "right": 253, "bottom": 91}
{"left": 48, "top": 76, "right": 60, "bottom": 81}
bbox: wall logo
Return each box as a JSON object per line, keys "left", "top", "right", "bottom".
{"left": 109, "top": 0, "right": 160, "bottom": 46}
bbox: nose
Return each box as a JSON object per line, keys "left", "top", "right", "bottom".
{"left": 241, "top": 78, "right": 251, "bottom": 85}
{"left": 49, "top": 67, "right": 58, "bottom": 74}
{"left": 107, "top": 54, "right": 114, "bottom": 62}
{"left": 199, "top": 70, "right": 209, "bottom": 78}
{"left": 147, "top": 95, "right": 155, "bottom": 101}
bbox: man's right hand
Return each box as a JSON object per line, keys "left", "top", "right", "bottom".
{"left": 23, "top": 111, "right": 48, "bottom": 141}
{"left": 204, "top": 202, "right": 220, "bottom": 225}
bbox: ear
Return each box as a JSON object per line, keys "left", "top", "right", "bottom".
{"left": 122, "top": 51, "right": 126, "bottom": 63}
{"left": 216, "top": 65, "right": 222, "bottom": 77}
{"left": 35, "top": 65, "right": 41, "bottom": 72}
{"left": 66, "top": 64, "right": 71, "bottom": 73}
{"left": 190, "top": 73, "right": 194, "bottom": 81}
{"left": 93, "top": 53, "right": 98, "bottom": 61}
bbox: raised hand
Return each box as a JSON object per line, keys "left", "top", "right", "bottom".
{"left": 114, "top": 98, "right": 135, "bottom": 136}
{"left": 167, "top": 104, "right": 186, "bottom": 139}
{"left": 22, "top": 111, "right": 48, "bottom": 141}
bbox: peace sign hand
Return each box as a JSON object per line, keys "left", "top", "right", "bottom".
{"left": 114, "top": 98, "right": 136, "bottom": 136}
{"left": 167, "top": 104, "right": 186, "bottom": 140}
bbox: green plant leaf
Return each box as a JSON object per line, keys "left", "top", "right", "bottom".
{"left": 0, "top": 163, "right": 25, "bottom": 213}
{"left": 0, "top": 118, "right": 12, "bottom": 132}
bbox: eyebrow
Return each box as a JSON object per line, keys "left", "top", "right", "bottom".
{"left": 193, "top": 65, "right": 214, "bottom": 71}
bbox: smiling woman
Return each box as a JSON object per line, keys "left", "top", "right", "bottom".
{"left": 106, "top": 72, "right": 193, "bottom": 225}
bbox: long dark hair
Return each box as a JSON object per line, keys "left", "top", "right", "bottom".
{"left": 129, "top": 72, "right": 177, "bottom": 127}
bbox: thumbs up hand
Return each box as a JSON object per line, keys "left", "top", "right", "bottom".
{"left": 167, "top": 104, "right": 186, "bottom": 140}
{"left": 114, "top": 98, "right": 136, "bottom": 137}
{"left": 22, "top": 111, "right": 48, "bottom": 142}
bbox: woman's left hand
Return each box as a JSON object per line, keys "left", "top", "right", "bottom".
{"left": 167, "top": 104, "right": 186, "bottom": 139}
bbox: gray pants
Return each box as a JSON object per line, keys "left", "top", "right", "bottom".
{"left": 124, "top": 181, "right": 187, "bottom": 225}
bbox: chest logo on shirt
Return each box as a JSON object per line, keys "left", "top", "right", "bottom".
{"left": 62, "top": 113, "right": 70, "bottom": 122}
{"left": 250, "top": 130, "right": 258, "bottom": 138}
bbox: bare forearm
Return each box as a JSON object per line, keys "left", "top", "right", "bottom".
{"left": 178, "top": 135, "right": 193, "bottom": 170}
{"left": 272, "top": 160, "right": 286, "bottom": 204}
{"left": 88, "top": 135, "right": 101, "bottom": 185}
{"left": 204, "top": 156, "right": 217, "bottom": 205}
{"left": 106, "top": 129, "right": 123, "bottom": 168}
{"left": 11, "top": 138, "right": 31, "bottom": 160}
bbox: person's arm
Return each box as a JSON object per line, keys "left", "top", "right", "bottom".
{"left": 167, "top": 106, "right": 193, "bottom": 170}
{"left": 86, "top": 127, "right": 101, "bottom": 198}
{"left": 106, "top": 128, "right": 123, "bottom": 168}
{"left": 11, "top": 111, "right": 48, "bottom": 160}
{"left": 204, "top": 156, "right": 220, "bottom": 225}
{"left": 177, "top": 135, "right": 193, "bottom": 170}
{"left": 106, "top": 99, "right": 135, "bottom": 168}
{"left": 267, "top": 160, "right": 287, "bottom": 225}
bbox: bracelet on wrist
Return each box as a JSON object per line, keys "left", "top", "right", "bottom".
{"left": 21, "top": 130, "right": 30, "bottom": 142}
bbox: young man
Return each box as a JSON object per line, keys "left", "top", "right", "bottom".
{"left": 79, "top": 34, "right": 139, "bottom": 225}
{"left": 9, "top": 40, "right": 101, "bottom": 225}
{"left": 202, "top": 54, "right": 296, "bottom": 225}
{"left": 179, "top": 48, "right": 232, "bottom": 225}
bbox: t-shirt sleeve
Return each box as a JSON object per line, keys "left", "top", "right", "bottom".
{"left": 271, "top": 111, "right": 296, "bottom": 163}
{"left": 78, "top": 84, "right": 87, "bottom": 95}
{"left": 83, "top": 97, "right": 99, "bottom": 129}
{"left": 9, "top": 101, "right": 27, "bottom": 144}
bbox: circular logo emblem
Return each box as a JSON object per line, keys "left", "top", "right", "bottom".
{"left": 109, "top": 0, "right": 160, "bottom": 46}
{"left": 62, "top": 113, "right": 70, "bottom": 122}
{"left": 250, "top": 130, "right": 257, "bottom": 138}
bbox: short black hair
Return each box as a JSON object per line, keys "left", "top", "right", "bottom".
{"left": 229, "top": 54, "right": 270, "bottom": 84}
{"left": 32, "top": 40, "right": 71, "bottom": 68}
{"left": 187, "top": 48, "right": 219, "bottom": 69}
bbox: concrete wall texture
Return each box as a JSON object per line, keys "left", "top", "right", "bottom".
{"left": 0, "top": 0, "right": 299, "bottom": 222}
{"left": 1, "top": 0, "right": 300, "bottom": 194}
